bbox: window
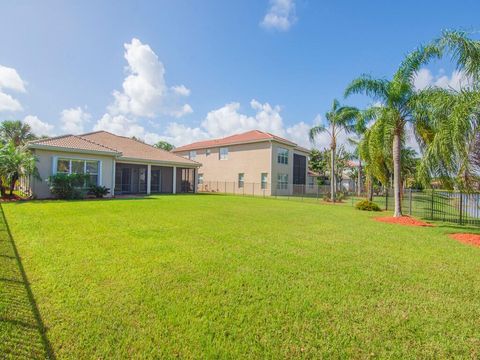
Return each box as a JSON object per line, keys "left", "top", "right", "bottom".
{"left": 206, "top": 149, "right": 211, "bottom": 156}
{"left": 261, "top": 173, "right": 268, "bottom": 190}
{"left": 219, "top": 147, "right": 228, "bottom": 160}
{"left": 238, "top": 173, "right": 244, "bottom": 188}
{"left": 277, "top": 174, "right": 288, "bottom": 190}
{"left": 57, "top": 159, "right": 70, "bottom": 173}
{"left": 85, "top": 161, "right": 99, "bottom": 186}
{"left": 198, "top": 173, "right": 204, "bottom": 185}
{"left": 189, "top": 150, "right": 196, "bottom": 160}
{"left": 56, "top": 158, "right": 99, "bottom": 186}
{"left": 277, "top": 148, "right": 289, "bottom": 164}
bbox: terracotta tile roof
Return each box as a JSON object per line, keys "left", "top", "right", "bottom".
{"left": 81, "top": 131, "right": 198, "bottom": 166}
{"left": 28, "top": 134, "right": 120, "bottom": 154}
{"left": 172, "top": 130, "right": 298, "bottom": 152}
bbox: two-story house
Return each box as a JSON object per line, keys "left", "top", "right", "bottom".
{"left": 172, "top": 130, "right": 310, "bottom": 195}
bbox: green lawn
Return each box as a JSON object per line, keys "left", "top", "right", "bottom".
{"left": 1, "top": 195, "right": 480, "bottom": 358}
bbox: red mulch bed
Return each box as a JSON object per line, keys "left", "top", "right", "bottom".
{"left": 0, "top": 194, "right": 23, "bottom": 202}
{"left": 374, "top": 215, "right": 433, "bottom": 227}
{"left": 449, "top": 233, "right": 480, "bottom": 248}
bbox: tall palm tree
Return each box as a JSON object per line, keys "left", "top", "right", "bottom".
{"left": 0, "top": 120, "right": 37, "bottom": 147}
{"left": 309, "top": 99, "right": 359, "bottom": 202}
{"left": 411, "top": 31, "right": 480, "bottom": 190}
{"left": 344, "top": 45, "right": 442, "bottom": 217}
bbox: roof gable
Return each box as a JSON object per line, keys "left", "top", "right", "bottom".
{"left": 81, "top": 131, "right": 198, "bottom": 165}
{"left": 173, "top": 130, "right": 297, "bottom": 152}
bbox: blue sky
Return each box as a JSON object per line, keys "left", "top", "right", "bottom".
{"left": 1, "top": 0, "right": 479, "bottom": 148}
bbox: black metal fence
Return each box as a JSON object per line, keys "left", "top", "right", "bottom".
{"left": 198, "top": 181, "right": 480, "bottom": 227}
{"left": 346, "top": 189, "right": 480, "bottom": 226}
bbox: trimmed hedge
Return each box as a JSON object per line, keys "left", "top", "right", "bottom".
{"left": 355, "top": 200, "right": 381, "bottom": 211}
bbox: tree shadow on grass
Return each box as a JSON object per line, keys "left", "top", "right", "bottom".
{"left": 0, "top": 205, "right": 55, "bottom": 359}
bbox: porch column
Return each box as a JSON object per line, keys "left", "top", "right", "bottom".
{"left": 194, "top": 168, "right": 198, "bottom": 194}
{"left": 146, "top": 164, "right": 151, "bottom": 195}
{"left": 172, "top": 166, "right": 177, "bottom": 194}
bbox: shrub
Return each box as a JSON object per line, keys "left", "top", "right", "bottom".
{"left": 47, "top": 173, "right": 89, "bottom": 200}
{"left": 355, "top": 200, "right": 381, "bottom": 211}
{"left": 88, "top": 185, "right": 110, "bottom": 198}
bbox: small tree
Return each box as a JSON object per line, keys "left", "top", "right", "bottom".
{"left": 154, "top": 141, "right": 175, "bottom": 151}
{"left": 0, "top": 142, "right": 39, "bottom": 196}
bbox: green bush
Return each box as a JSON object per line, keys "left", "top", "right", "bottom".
{"left": 88, "top": 185, "right": 110, "bottom": 198}
{"left": 355, "top": 199, "right": 381, "bottom": 211}
{"left": 47, "top": 173, "right": 89, "bottom": 199}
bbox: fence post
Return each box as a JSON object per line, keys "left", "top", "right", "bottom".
{"left": 224, "top": 180, "right": 226, "bottom": 194}
{"left": 253, "top": 183, "right": 255, "bottom": 197}
{"left": 459, "top": 192, "right": 463, "bottom": 225}
{"left": 430, "top": 189, "right": 434, "bottom": 220}
{"left": 409, "top": 188, "right": 412, "bottom": 216}
{"left": 385, "top": 189, "right": 388, "bottom": 211}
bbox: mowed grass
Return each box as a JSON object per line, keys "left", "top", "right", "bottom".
{"left": 1, "top": 195, "right": 480, "bottom": 358}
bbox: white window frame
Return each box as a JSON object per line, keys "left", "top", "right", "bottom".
{"left": 261, "top": 173, "right": 268, "bottom": 190}
{"left": 277, "top": 148, "right": 289, "bottom": 165}
{"left": 219, "top": 147, "right": 229, "bottom": 160}
{"left": 198, "top": 173, "right": 204, "bottom": 185}
{"left": 206, "top": 149, "right": 211, "bottom": 156}
{"left": 238, "top": 173, "right": 244, "bottom": 188}
{"left": 277, "top": 173, "right": 288, "bottom": 190}
{"left": 54, "top": 157, "right": 101, "bottom": 186}
{"left": 189, "top": 150, "right": 197, "bottom": 160}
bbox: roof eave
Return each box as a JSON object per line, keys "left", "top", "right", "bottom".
{"left": 117, "top": 156, "right": 201, "bottom": 168}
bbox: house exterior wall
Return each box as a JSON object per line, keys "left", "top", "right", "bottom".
{"left": 30, "top": 149, "right": 115, "bottom": 199}
{"left": 270, "top": 142, "right": 309, "bottom": 195}
{"left": 176, "top": 140, "right": 309, "bottom": 196}
{"left": 176, "top": 141, "right": 272, "bottom": 195}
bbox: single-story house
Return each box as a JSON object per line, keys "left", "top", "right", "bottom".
{"left": 27, "top": 131, "right": 200, "bottom": 199}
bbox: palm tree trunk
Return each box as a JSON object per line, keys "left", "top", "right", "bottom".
{"left": 357, "top": 160, "right": 362, "bottom": 196}
{"left": 9, "top": 174, "right": 18, "bottom": 196}
{"left": 330, "top": 147, "right": 336, "bottom": 202}
{"left": 369, "top": 179, "right": 374, "bottom": 201}
{"left": 392, "top": 130, "right": 402, "bottom": 217}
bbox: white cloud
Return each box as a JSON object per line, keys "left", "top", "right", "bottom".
{"left": 0, "top": 65, "right": 26, "bottom": 112}
{"left": 414, "top": 68, "right": 472, "bottom": 91}
{"left": 60, "top": 107, "right": 91, "bottom": 134}
{"left": 155, "top": 99, "right": 317, "bottom": 148}
{"left": 172, "top": 85, "right": 191, "bottom": 97}
{"left": 0, "top": 93, "right": 23, "bottom": 113}
{"left": 261, "top": 0, "right": 297, "bottom": 31}
{"left": 108, "top": 38, "right": 193, "bottom": 118}
{"left": 94, "top": 113, "right": 146, "bottom": 139}
{"left": 23, "top": 115, "right": 55, "bottom": 136}
{"left": 0, "top": 65, "right": 26, "bottom": 92}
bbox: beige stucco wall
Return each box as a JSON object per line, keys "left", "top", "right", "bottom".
{"left": 31, "top": 149, "right": 115, "bottom": 199}
{"left": 270, "top": 142, "right": 309, "bottom": 195}
{"left": 176, "top": 141, "right": 273, "bottom": 195}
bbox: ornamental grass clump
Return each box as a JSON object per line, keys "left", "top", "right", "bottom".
{"left": 355, "top": 199, "right": 381, "bottom": 211}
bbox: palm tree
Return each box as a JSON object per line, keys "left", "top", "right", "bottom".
{"left": 344, "top": 44, "right": 443, "bottom": 216}
{"left": 0, "top": 142, "right": 39, "bottom": 196}
{"left": 410, "top": 31, "right": 480, "bottom": 190}
{"left": 309, "top": 99, "right": 359, "bottom": 202}
{"left": 0, "top": 120, "right": 37, "bottom": 147}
